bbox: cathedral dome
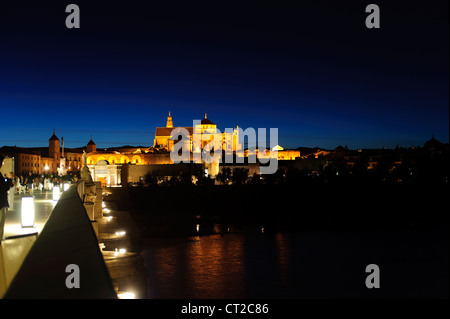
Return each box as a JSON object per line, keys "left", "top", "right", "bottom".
{"left": 201, "top": 113, "right": 215, "bottom": 125}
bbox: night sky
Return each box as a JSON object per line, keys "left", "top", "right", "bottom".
{"left": 0, "top": 1, "right": 448, "bottom": 149}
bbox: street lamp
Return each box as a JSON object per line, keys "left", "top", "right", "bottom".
{"left": 118, "top": 291, "right": 135, "bottom": 299}
{"left": 21, "top": 196, "right": 35, "bottom": 227}
{"left": 53, "top": 186, "right": 60, "bottom": 202}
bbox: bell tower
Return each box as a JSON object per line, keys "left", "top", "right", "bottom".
{"left": 166, "top": 111, "right": 173, "bottom": 128}
{"left": 49, "top": 129, "right": 60, "bottom": 162}
{"left": 87, "top": 136, "right": 97, "bottom": 153}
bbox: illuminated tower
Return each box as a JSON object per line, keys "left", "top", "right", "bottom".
{"left": 87, "top": 136, "right": 97, "bottom": 153}
{"left": 166, "top": 111, "right": 173, "bottom": 128}
{"left": 49, "top": 129, "right": 60, "bottom": 162}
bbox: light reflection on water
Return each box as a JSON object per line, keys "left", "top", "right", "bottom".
{"left": 145, "top": 234, "right": 248, "bottom": 299}
{"left": 143, "top": 232, "right": 310, "bottom": 299}
{"left": 141, "top": 229, "right": 449, "bottom": 299}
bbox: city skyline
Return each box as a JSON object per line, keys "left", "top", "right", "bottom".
{"left": 0, "top": 121, "right": 446, "bottom": 152}
{"left": 0, "top": 1, "right": 448, "bottom": 150}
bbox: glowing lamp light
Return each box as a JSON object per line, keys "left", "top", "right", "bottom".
{"left": 21, "top": 196, "right": 35, "bottom": 227}
{"left": 64, "top": 183, "right": 70, "bottom": 191}
{"left": 53, "top": 186, "right": 60, "bottom": 201}
{"left": 114, "top": 248, "right": 127, "bottom": 256}
{"left": 118, "top": 292, "right": 135, "bottom": 299}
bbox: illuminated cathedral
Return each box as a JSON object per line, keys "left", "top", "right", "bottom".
{"left": 1, "top": 113, "right": 300, "bottom": 186}
{"left": 153, "top": 112, "right": 242, "bottom": 153}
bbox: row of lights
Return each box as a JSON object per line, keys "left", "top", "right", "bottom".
{"left": 101, "top": 201, "right": 135, "bottom": 299}
{"left": 23, "top": 190, "right": 135, "bottom": 299}
{"left": 114, "top": 248, "right": 127, "bottom": 256}
{"left": 21, "top": 184, "right": 70, "bottom": 227}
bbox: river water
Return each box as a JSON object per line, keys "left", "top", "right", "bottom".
{"left": 141, "top": 227, "right": 449, "bottom": 299}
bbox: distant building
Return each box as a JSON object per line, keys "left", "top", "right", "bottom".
{"left": 0, "top": 112, "right": 302, "bottom": 184}
{"left": 0, "top": 130, "right": 83, "bottom": 176}
{"left": 424, "top": 135, "right": 444, "bottom": 152}
{"left": 0, "top": 156, "right": 14, "bottom": 177}
{"left": 270, "top": 145, "right": 301, "bottom": 161}
{"left": 153, "top": 112, "right": 242, "bottom": 153}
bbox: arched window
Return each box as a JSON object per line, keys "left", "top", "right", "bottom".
{"left": 108, "top": 156, "right": 117, "bottom": 164}
{"left": 96, "top": 156, "right": 106, "bottom": 163}
{"left": 132, "top": 155, "right": 141, "bottom": 164}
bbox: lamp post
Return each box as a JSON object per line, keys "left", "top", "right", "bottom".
{"left": 21, "top": 196, "right": 35, "bottom": 228}
{"left": 53, "top": 185, "right": 60, "bottom": 202}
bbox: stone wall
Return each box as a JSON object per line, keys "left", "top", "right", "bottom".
{"left": 121, "top": 163, "right": 203, "bottom": 185}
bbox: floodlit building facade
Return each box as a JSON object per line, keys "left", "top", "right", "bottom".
{"left": 0, "top": 112, "right": 302, "bottom": 185}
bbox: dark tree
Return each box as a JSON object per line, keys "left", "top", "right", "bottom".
{"left": 231, "top": 168, "right": 249, "bottom": 185}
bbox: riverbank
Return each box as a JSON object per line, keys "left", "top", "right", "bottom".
{"left": 99, "top": 190, "right": 147, "bottom": 298}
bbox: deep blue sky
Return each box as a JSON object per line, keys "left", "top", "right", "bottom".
{"left": 0, "top": 1, "right": 448, "bottom": 149}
